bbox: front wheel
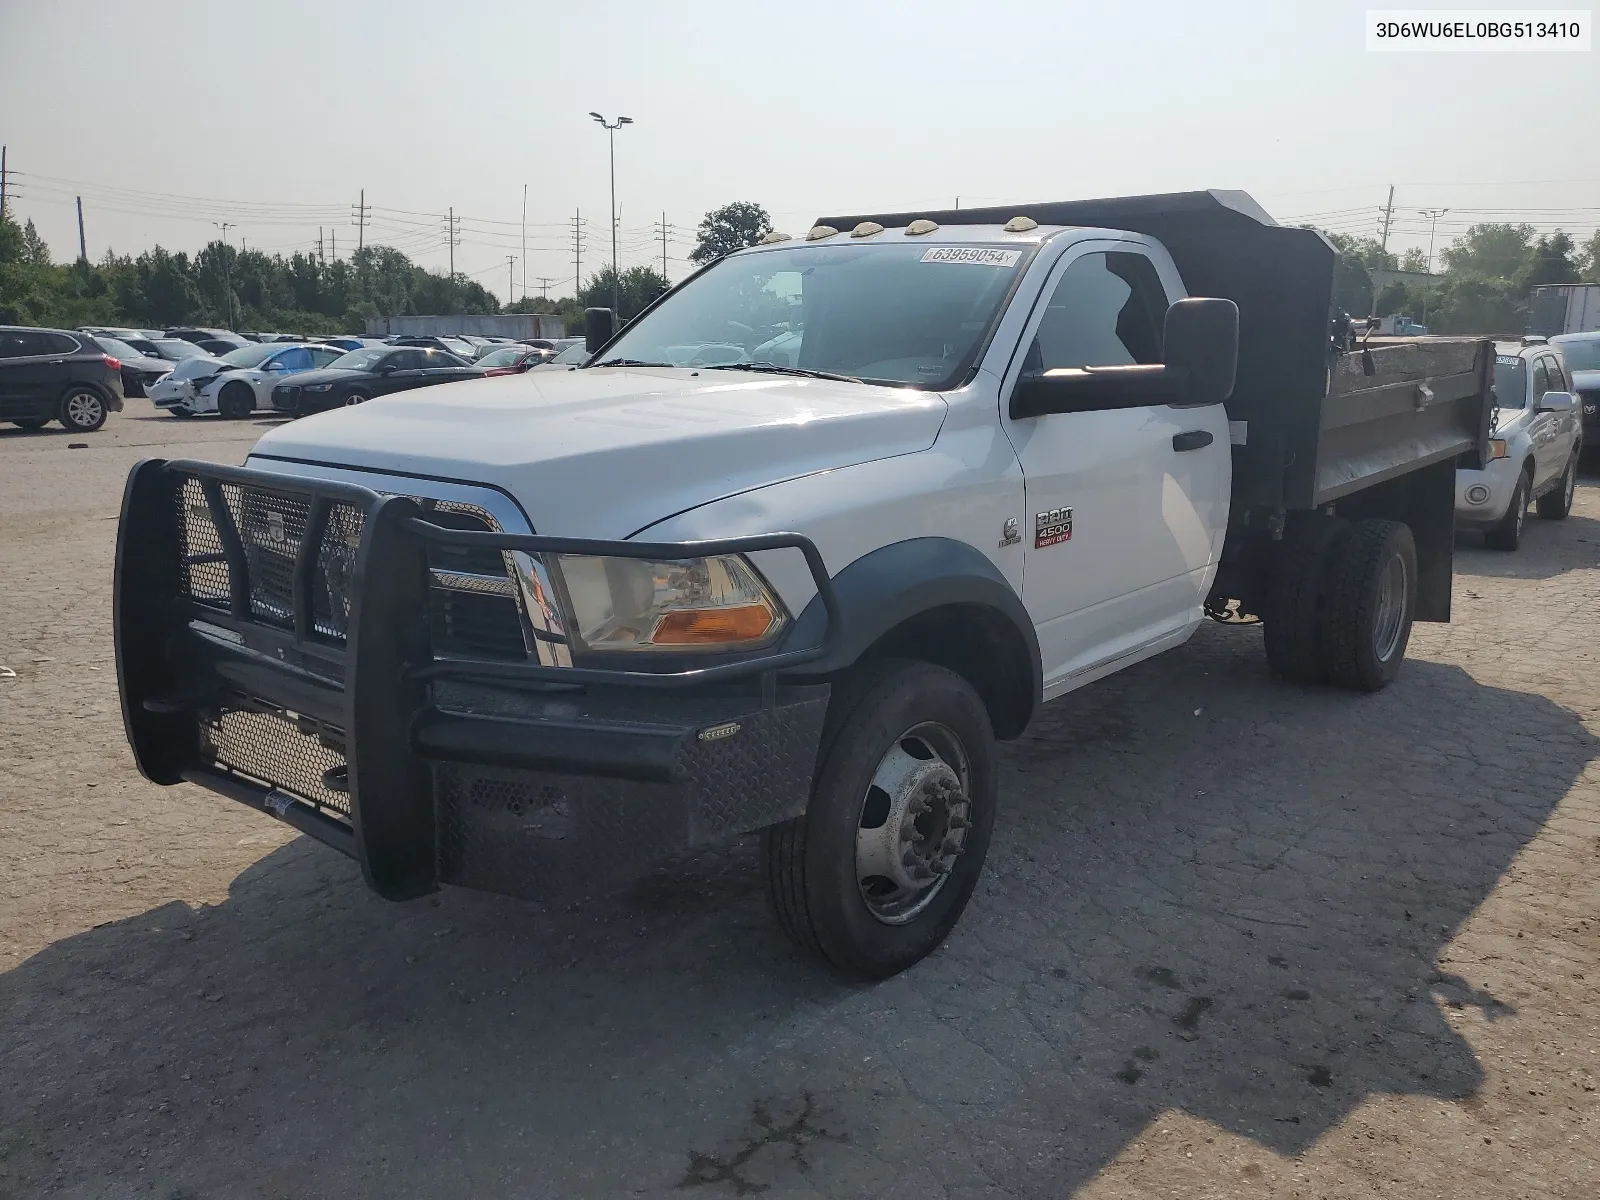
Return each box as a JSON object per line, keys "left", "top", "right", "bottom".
{"left": 1484, "top": 469, "right": 1529, "bottom": 550}
{"left": 343, "top": 390, "right": 368, "bottom": 407}
{"left": 762, "top": 659, "right": 998, "bottom": 980}
{"left": 58, "top": 387, "right": 107, "bottom": 432}
{"left": 1535, "top": 451, "right": 1579, "bottom": 520}
{"left": 217, "top": 382, "right": 255, "bottom": 420}
{"left": 1319, "top": 518, "right": 1416, "bottom": 692}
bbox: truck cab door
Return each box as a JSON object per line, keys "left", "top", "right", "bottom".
{"left": 999, "top": 243, "right": 1231, "bottom": 698}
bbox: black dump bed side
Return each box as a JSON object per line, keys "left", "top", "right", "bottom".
{"left": 820, "top": 190, "right": 1490, "bottom": 513}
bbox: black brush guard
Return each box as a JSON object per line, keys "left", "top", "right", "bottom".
{"left": 115, "top": 459, "right": 839, "bottom": 902}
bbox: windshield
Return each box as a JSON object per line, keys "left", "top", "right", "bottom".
{"left": 592, "top": 241, "right": 1031, "bottom": 388}
{"left": 1493, "top": 358, "right": 1526, "bottom": 409}
{"left": 328, "top": 346, "right": 388, "bottom": 372}
{"left": 93, "top": 337, "right": 140, "bottom": 360}
{"left": 474, "top": 347, "right": 526, "bottom": 368}
{"left": 219, "top": 344, "right": 280, "bottom": 368}
{"left": 154, "top": 339, "right": 206, "bottom": 360}
{"left": 1554, "top": 338, "right": 1600, "bottom": 372}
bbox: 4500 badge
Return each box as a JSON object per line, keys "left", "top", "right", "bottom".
{"left": 1035, "top": 507, "right": 1073, "bottom": 548}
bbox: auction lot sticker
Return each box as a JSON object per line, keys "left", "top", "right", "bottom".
{"left": 921, "top": 247, "right": 1024, "bottom": 267}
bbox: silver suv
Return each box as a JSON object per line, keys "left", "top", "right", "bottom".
{"left": 1455, "top": 338, "right": 1583, "bottom": 550}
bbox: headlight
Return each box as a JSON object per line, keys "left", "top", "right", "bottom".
{"left": 554, "top": 553, "right": 787, "bottom": 653}
{"left": 304, "top": 382, "right": 333, "bottom": 392}
{"left": 1487, "top": 438, "right": 1508, "bottom": 460}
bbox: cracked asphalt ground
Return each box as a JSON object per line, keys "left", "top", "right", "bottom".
{"left": 2, "top": 402, "right": 1598, "bottom": 1199}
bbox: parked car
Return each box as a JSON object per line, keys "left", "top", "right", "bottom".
{"left": 1456, "top": 339, "right": 1583, "bottom": 549}
{"left": 81, "top": 325, "right": 164, "bottom": 341}
{"left": 525, "top": 341, "right": 590, "bottom": 370}
{"left": 142, "top": 338, "right": 214, "bottom": 364}
{"left": 269, "top": 345, "right": 480, "bottom": 415}
{"left": 90, "top": 336, "right": 174, "bottom": 398}
{"left": 166, "top": 328, "right": 252, "bottom": 355}
{"left": 149, "top": 342, "right": 344, "bottom": 418}
{"left": 317, "top": 337, "right": 369, "bottom": 352}
{"left": 0, "top": 325, "right": 124, "bottom": 432}
{"left": 473, "top": 345, "right": 554, "bottom": 375}
{"left": 1549, "top": 331, "right": 1600, "bottom": 450}
{"left": 388, "top": 334, "right": 477, "bottom": 358}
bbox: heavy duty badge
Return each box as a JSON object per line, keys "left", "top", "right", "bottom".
{"left": 1034, "top": 507, "right": 1072, "bottom": 548}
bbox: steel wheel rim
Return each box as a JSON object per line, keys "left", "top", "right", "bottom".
{"left": 66, "top": 392, "right": 102, "bottom": 426}
{"left": 855, "top": 721, "right": 973, "bottom": 926}
{"left": 1373, "top": 552, "right": 1408, "bottom": 662}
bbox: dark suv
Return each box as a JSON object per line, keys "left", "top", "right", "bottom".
{"left": 0, "top": 326, "right": 125, "bottom": 432}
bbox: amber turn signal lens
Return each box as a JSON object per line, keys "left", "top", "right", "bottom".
{"left": 650, "top": 604, "right": 775, "bottom": 645}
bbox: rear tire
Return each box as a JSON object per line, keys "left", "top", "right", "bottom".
{"left": 217, "top": 382, "right": 255, "bottom": 420}
{"left": 12, "top": 417, "right": 50, "bottom": 430}
{"left": 58, "top": 387, "right": 107, "bottom": 432}
{"left": 1319, "top": 518, "right": 1416, "bottom": 692}
{"left": 1484, "top": 468, "right": 1529, "bottom": 550}
{"left": 1535, "top": 451, "right": 1578, "bottom": 520}
{"left": 761, "top": 658, "right": 998, "bottom": 980}
{"left": 1262, "top": 513, "right": 1348, "bottom": 685}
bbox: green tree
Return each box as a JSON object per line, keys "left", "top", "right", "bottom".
{"left": 1398, "top": 247, "right": 1428, "bottom": 273}
{"left": 1324, "top": 233, "right": 1397, "bottom": 272}
{"left": 1579, "top": 231, "right": 1600, "bottom": 283}
{"left": 1515, "top": 232, "right": 1579, "bottom": 295}
{"left": 20, "top": 220, "right": 50, "bottom": 266}
{"left": 1439, "top": 223, "right": 1534, "bottom": 281}
{"left": 689, "top": 202, "right": 772, "bottom": 264}
{"left": 578, "top": 265, "right": 668, "bottom": 321}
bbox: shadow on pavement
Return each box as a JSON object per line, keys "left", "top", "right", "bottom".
{"left": 1453, "top": 507, "right": 1600, "bottom": 580}
{"left": 2, "top": 626, "right": 1594, "bottom": 1198}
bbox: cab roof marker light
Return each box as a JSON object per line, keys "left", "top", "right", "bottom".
{"left": 806, "top": 225, "right": 839, "bottom": 241}
{"left": 760, "top": 231, "right": 793, "bottom": 244}
{"left": 905, "top": 219, "right": 940, "bottom": 236}
{"left": 1003, "top": 215, "right": 1039, "bottom": 233}
{"left": 850, "top": 221, "right": 884, "bottom": 239}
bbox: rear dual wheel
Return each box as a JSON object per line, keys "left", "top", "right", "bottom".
{"left": 1263, "top": 516, "right": 1416, "bottom": 692}
{"left": 762, "top": 659, "right": 998, "bottom": 980}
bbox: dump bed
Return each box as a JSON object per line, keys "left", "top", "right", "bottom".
{"left": 821, "top": 191, "right": 1492, "bottom": 514}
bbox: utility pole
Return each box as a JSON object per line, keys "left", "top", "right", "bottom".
{"left": 1, "top": 145, "right": 8, "bottom": 220}
{"left": 571, "top": 208, "right": 585, "bottom": 295}
{"left": 1379, "top": 184, "right": 1395, "bottom": 254}
{"left": 589, "top": 112, "right": 633, "bottom": 315}
{"left": 507, "top": 255, "right": 517, "bottom": 302}
{"left": 213, "top": 221, "right": 235, "bottom": 330}
{"left": 331, "top": 230, "right": 336, "bottom": 263}
{"left": 352, "top": 188, "right": 370, "bottom": 252}
{"left": 521, "top": 184, "right": 528, "bottom": 300}
{"left": 1418, "top": 208, "right": 1449, "bottom": 273}
{"left": 446, "top": 207, "right": 462, "bottom": 277}
{"left": 318, "top": 227, "right": 324, "bottom": 267}
{"left": 76, "top": 196, "right": 87, "bottom": 262}
{"left": 536, "top": 276, "right": 554, "bottom": 299}
{"left": 655, "top": 211, "right": 673, "bottom": 284}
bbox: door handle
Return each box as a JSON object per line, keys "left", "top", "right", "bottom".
{"left": 1172, "top": 430, "right": 1214, "bottom": 452}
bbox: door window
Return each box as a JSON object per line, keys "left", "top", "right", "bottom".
{"left": 310, "top": 347, "right": 342, "bottom": 367}
{"left": 386, "top": 350, "right": 426, "bottom": 371}
{"left": 0, "top": 331, "right": 57, "bottom": 358}
{"left": 1542, "top": 355, "right": 1568, "bottom": 392}
{"left": 1531, "top": 358, "right": 1552, "bottom": 402}
{"left": 1028, "top": 250, "right": 1168, "bottom": 372}
{"left": 271, "top": 346, "right": 313, "bottom": 372}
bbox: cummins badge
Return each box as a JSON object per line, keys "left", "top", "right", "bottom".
{"left": 1034, "top": 507, "right": 1073, "bottom": 548}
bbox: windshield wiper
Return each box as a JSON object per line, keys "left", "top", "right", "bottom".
{"left": 591, "top": 357, "right": 673, "bottom": 368}
{"left": 705, "top": 362, "right": 861, "bottom": 384}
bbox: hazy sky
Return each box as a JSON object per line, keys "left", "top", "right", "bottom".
{"left": 2, "top": 0, "right": 1595, "bottom": 301}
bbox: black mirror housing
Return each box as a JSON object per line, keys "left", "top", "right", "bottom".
{"left": 1163, "top": 297, "right": 1238, "bottom": 407}
{"left": 585, "top": 307, "right": 615, "bottom": 353}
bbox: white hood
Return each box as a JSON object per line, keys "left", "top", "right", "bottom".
{"left": 249, "top": 367, "right": 947, "bottom": 538}
{"left": 166, "top": 354, "right": 230, "bottom": 382}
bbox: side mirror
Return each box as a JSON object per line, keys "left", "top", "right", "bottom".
{"left": 1163, "top": 297, "right": 1238, "bottom": 407}
{"left": 1538, "top": 390, "right": 1575, "bottom": 413}
{"left": 585, "top": 307, "right": 615, "bottom": 353}
{"left": 1008, "top": 297, "right": 1239, "bottom": 419}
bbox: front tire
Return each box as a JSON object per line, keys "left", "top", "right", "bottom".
{"left": 342, "top": 390, "right": 368, "bottom": 407}
{"left": 58, "top": 387, "right": 107, "bottom": 432}
{"left": 1319, "top": 519, "right": 1416, "bottom": 692}
{"left": 1484, "top": 468, "right": 1529, "bottom": 550}
{"left": 217, "top": 382, "right": 255, "bottom": 420}
{"left": 1535, "top": 451, "right": 1578, "bottom": 520}
{"left": 762, "top": 659, "right": 998, "bottom": 980}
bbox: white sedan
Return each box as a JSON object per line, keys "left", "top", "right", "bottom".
{"left": 149, "top": 342, "right": 344, "bottom": 418}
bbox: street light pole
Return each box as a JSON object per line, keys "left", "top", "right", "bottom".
{"left": 1418, "top": 208, "right": 1449, "bottom": 274}
{"left": 589, "top": 111, "right": 632, "bottom": 317}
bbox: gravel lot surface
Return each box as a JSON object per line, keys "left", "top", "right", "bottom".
{"left": 2, "top": 401, "right": 1598, "bottom": 1199}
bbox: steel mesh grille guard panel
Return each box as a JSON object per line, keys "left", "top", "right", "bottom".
{"left": 200, "top": 705, "right": 351, "bottom": 817}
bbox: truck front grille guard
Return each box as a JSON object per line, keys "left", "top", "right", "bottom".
{"left": 115, "top": 458, "right": 841, "bottom": 901}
